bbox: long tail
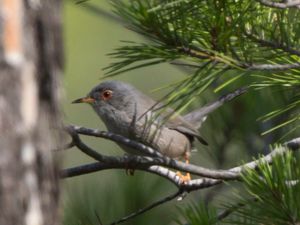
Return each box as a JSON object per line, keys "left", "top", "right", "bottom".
{"left": 183, "top": 86, "right": 248, "bottom": 129}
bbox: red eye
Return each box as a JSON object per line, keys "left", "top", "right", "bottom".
{"left": 101, "top": 90, "right": 113, "bottom": 100}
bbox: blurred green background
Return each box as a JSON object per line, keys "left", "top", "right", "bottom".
{"left": 61, "top": 1, "right": 289, "bottom": 224}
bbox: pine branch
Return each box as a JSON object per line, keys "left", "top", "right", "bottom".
{"left": 257, "top": 0, "right": 300, "bottom": 8}
{"left": 68, "top": 125, "right": 164, "bottom": 158}
{"left": 217, "top": 198, "right": 258, "bottom": 221}
{"left": 226, "top": 151, "right": 300, "bottom": 224}
{"left": 245, "top": 32, "right": 300, "bottom": 57}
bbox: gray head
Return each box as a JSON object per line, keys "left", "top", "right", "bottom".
{"left": 72, "top": 81, "right": 155, "bottom": 127}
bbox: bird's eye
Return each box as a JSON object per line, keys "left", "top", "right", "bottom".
{"left": 101, "top": 90, "right": 113, "bottom": 100}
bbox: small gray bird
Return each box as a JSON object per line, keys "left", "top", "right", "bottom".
{"left": 72, "top": 81, "right": 245, "bottom": 180}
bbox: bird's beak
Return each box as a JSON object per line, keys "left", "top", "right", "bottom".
{"left": 72, "top": 97, "right": 95, "bottom": 104}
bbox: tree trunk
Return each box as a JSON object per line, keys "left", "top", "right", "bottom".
{"left": 0, "top": 0, "right": 63, "bottom": 224}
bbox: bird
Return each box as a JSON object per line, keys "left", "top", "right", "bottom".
{"left": 72, "top": 80, "right": 246, "bottom": 181}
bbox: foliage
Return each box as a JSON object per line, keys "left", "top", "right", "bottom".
{"left": 105, "top": 0, "right": 300, "bottom": 136}
{"left": 65, "top": 1, "right": 300, "bottom": 225}
{"left": 176, "top": 201, "right": 218, "bottom": 225}
{"left": 176, "top": 150, "right": 300, "bottom": 225}
{"left": 228, "top": 150, "right": 300, "bottom": 225}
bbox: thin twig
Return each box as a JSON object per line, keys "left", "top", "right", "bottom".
{"left": 109, "top": 189, "right": 184, "bottom": 225}
{"left": 245, "top": 32, "right": 300, "bottom": 57}
{"left": 95, "top": 210, "right": 104, "bottom": 225}
{"left": 52, "top": 140, "right": 75, "bottom": 152}
{"left": 217, "top": 197, "right": 258, "bottom": 221}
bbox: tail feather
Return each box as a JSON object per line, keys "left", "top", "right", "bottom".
{"left": 183, "top": 86, "right": 247, "bottom": 129}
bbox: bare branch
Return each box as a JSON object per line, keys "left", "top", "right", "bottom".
{"left": 245, "top": 62, "right": 300, "bottom": 71}
{"left": 257, "top": 0, "right": 300, "bottom": 9}
{"left": 66, "top": 125, "right": 300, "bottom": 181}
{"left": 230, "top": 137, "right": 300, "bottom": 173}
{"left": 62, "top": 127, "right": 300, "bottom": 188}
{"left": 67, "top": 125, "right": 239, "bottom": 180}
{"left": 61, "top": 160, "right": 223, "bottom": 191}
{"left": 70, "top": 125, "right": 164, "bottom": 158}
{"left": 61, "top": 162, "right": 182, "bottom": 187}
{"left": 67, "top": 126, "right": 237, "bottom": 180}
{"left": 180, "top": 46, "right": 300, "bottom": 71}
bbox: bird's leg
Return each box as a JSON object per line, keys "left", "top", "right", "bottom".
{"left": 176, "top": 152, "right": 191, "bottom": 183}
{"left": 124, "top": 154, "right": 135, "bottom": 176}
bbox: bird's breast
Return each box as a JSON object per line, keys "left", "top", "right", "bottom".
{"left": 99, "top": 108, "right": 191, "bottom": 159}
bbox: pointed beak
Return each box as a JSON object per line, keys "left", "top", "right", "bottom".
{"left": 72, "top": 97, "right": 95, "bottom": 104}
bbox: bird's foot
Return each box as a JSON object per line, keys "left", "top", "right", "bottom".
{"left": 176, "top": 171, "right": 191, "bottom": 184}
{"left": 176, "top": 152, "right": 191, "bottom": 183}
{"left": 124, "top": 154, "right": 135, "bottom": 176}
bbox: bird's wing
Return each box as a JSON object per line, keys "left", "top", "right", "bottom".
{"left": 166, "top": 114, "right": 208, "bottom": 145}
{"left": 183, "top": 86, "right": 247, "bottom": 129}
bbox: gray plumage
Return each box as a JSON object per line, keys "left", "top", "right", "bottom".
{"left": 73, "top": 81, "right": 246, "bottom": 159}
{"left": 183, "top": 86, "right": 247, "bottom": 129}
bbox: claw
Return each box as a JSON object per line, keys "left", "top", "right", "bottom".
{"left": 176, "top": 171, "right": 191, "bottom": 184}
{"left": 176, "top": 152, "right": 191, "bottom": 184}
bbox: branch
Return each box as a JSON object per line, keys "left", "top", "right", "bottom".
{"left": 109, "top": 189, "right": 184, "bottom": 225}
{"left": 61, "top": 162, "right": 182, "bottom": 187}
{"left": 230, "top": 137, "right": 300, "bottom": 173}
{"left": 62, "top": 137, "right": 300, "bottom": 191}
{"left": 244, "top": 62, "right": 300, "bottom": 71}
{"left": 180, "top": 46, "right": 300, "bottom": 71}
{"left": 68, "top": 125, "right": 241, "bottom": 180}
{"left": 62, "top": 128, "right": 300, "bottom": 191}
{"left": 66, "top": 125, "right": 300, "bottom": 181}
{"left": 245, "top": 33, "right": 300, "bottom": 57}
{"left": 61, "top": 125, "right": 300, "bottom": 225}
{"left": 61, "top": 161, "right": 221, "bottom": 225}
{"left": 217, "top": 197, "right": 258, "bottom": 221}
{"left": 257, "top": 0, "right": 300, "bottom": 9}
{"left": 70, "top": 125, "right": 164, "bottom": 158}
{"left": 216, "top": 176, "right": 300, "bottom": 222}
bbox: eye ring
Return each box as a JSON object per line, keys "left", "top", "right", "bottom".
{"left": 101, "top": 90, "right": 113, "bottom": 100}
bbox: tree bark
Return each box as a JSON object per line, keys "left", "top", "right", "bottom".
{"left": 0, "top": 0, "right": 63, "bottom": 224}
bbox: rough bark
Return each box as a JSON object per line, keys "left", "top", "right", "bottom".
{"left": 0, "top": 0, "right": 63, "bottom": 224}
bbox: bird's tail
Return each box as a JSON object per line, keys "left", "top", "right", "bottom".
{"left": 183, "top": 86, "right": 248, "bottom": 129}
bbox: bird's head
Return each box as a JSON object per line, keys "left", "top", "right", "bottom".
{"left": 72, "top": 81, "right": 148, "bottom": 124}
